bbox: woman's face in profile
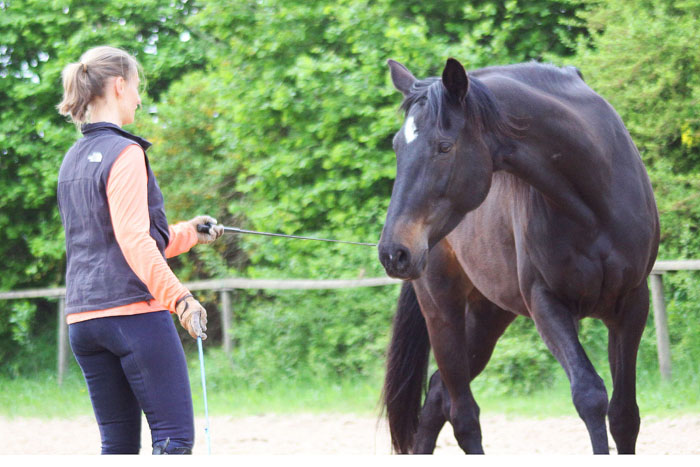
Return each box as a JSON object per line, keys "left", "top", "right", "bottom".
{"left": 119, "top": 71, "right": 141, "bottom": 126}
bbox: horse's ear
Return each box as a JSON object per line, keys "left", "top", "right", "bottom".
{"left": 442, "top": 58, "right": 469, "bottom": 103}
{"left": 388, "top": 59, "right": 417, "bottom": 96}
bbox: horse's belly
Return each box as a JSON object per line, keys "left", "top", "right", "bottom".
{"left": 467, "top": 265, "right": 529, "bottom": 315}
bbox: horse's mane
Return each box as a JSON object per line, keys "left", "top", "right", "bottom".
{"left": 400, "top": 74, "right": 522, "bottom": 143}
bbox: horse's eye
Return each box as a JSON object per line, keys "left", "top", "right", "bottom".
{"left": 438, "top": 142, "right": 453, "bottom": 153}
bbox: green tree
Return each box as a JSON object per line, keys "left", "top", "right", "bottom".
{"left": 576, "top": 0, "right": 700, "bottom": 173}
{"left": 390, "top": 0, "right": 589, "bottom": 65}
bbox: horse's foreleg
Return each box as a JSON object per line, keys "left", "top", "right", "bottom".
{"left": 605, "top": 283, "right": 648, "bottom": 454}
{"left": 413, "top": 240, "right": 482, "bottom": 454}
{"left": 529, "top": 286, "right": 610, "bottom": 454}
{"left": 413, "top": 301, "right": 516, "bottom": 454}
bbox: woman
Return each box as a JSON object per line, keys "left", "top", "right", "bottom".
{"left": 56, "top": 46, "right": 223, "bottom": 454}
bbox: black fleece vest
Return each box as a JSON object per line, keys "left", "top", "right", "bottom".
{"left": 57, "top": 122, "right": 170, "bottom": 315}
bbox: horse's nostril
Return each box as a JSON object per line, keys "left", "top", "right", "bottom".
{"left": 395, "top": 248, "right": 407, "bottom": 265}
{"left": 394, "top": 246, "right": 411, "bottom": 270}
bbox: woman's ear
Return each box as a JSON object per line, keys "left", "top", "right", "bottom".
{"left": 114, "top": 76, "right": 126, "bottom": 97}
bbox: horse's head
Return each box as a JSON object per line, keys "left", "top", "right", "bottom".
{"left": 378, "top": 58, "right": 496, "bottom": 280}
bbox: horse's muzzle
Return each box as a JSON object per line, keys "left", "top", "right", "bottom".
{"left": 378, "top": 242, "right": 427, "bottom": 280}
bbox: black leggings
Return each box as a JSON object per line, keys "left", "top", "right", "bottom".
{"left": 69, "top": 311, "right": 194, "bottom": 454}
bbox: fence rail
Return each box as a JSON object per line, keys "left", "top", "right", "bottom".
{"left": 0, "top": 260, "right": 695, "bottom": 384}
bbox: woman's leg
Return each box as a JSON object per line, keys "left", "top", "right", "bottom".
{"left": 109, "top": 311, "right": 195, "bottom": 454}
{"left": 69, "top": 321, "right": 142, "bottom": 454}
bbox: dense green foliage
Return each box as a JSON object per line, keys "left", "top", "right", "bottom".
{"left": 576, "top": 0, "right": 700, "bottom": 173}
{"left": 1, "top": 0, "right": 698, "bottom": 402}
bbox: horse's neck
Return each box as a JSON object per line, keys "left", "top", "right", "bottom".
{"left": 484, "top": 73, "right": 615, "bottom": 228}
{"left": 498, "top": 144, "right": 605, "bottom": 228}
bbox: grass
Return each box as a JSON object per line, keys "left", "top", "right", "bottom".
{"left": 1, "top": 354, "right": 698, "bottom": 421}
{"left": 0, "top": 371, "right": 92, "bottom": 418}
{"left": 200, "top": 376, "right": 384, "bottom": 417}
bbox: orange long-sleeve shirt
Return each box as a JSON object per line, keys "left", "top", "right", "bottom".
{"left": 66, "top": 144, "right": 197, "bottom": 324}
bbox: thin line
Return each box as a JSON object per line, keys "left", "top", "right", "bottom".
{"left": 223, "top": 227, "right": 377, "bottom": 247}
{"left": 197, "top": 337, "right": 212, "bottom": 455}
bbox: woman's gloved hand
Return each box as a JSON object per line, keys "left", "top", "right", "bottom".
{"left": 175, "top": 294, "right": 208, "bottom": 340}
{"left": 188, "top": 215, "right": 224, "bottom": 244}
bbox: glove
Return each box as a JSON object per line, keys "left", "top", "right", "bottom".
{"left": 188, "top": 215, "right": 224, "bottom": 244}
{"left": 175, "top": 294, "right": 208, "bottom": 340}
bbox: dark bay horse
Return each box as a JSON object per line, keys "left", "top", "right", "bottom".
{"left": 378, "top": 58, "right": 659, "bottom": 454}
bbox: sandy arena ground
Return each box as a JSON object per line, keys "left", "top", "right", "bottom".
{"left": 1, "top": 413, "right": 699, "bottom": 455}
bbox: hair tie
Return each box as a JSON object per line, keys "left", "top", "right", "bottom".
{"left": 81, "top": 62, "right": 87, "bottom": 73}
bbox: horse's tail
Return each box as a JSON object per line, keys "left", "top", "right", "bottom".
{"left": 381, "top": 281, "right": 431, "bottom": 454}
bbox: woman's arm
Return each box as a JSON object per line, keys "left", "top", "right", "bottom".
{"left": 165, "top": 221, "right": 198, "bottom": 258}
{"left": 106, "top": 144, "right": 190, "bottom": 312}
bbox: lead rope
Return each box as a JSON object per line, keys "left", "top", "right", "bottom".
{"left": 197, "top": 223, "right": 377, "bottom": 247}
{"left": 197, "top": 336, "right": 212, "bottom": 454}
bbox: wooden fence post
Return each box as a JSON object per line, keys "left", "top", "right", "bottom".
{"left": 57, "top": 296, "right": 68, "bottom": 386}
{"left": 649, "top": 273, "right": 672, "bottom": 381}
{"left": 220, "top": 289, "right": 232, "bottom": 356}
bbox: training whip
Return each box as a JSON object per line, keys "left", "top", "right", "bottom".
{"left": 197, "top": 336, "right": 212, "bottom": 454}
{"left": 197, "top": 223, "right": 377, "bottom": 247}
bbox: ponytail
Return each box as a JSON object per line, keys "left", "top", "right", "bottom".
{"left": 57, "top": 46, "right": 143, "bottom": 124}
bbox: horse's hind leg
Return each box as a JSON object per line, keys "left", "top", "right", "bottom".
{"left": 413, "top": 301, "right": 515, "bottom": 453}
{"left": 604, "top": 283, "right": 649, "bottom": 454}
{"left": 528, "top": 287, "right": 610, "bottom": 454}
{"left": 413, "top": 371, "right": 449, "bottom": 453}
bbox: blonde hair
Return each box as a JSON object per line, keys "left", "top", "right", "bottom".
{"left": 57, "top": 46, "right": 143, "bottom": 124}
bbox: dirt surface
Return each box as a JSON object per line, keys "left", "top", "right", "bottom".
{"left": 2, "top": 413, "right": 699, "bottom": 455}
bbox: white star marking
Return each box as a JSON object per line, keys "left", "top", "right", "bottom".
{"left": 404, "top": 116, "right": 417, "bottom": 144}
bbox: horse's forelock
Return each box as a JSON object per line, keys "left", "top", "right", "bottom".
{"left": 399, "top": 78, "right": 449, "bottom": 135}
{"left": 398, "top": 74, "right": 521, "bottom": 143}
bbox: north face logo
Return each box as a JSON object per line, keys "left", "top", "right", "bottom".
{"left": 87, "top": 152, "right": 103, "bottom": 163}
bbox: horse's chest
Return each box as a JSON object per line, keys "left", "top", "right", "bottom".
{"left": 450, "top": 215, "right": 527, "bottom": 314}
